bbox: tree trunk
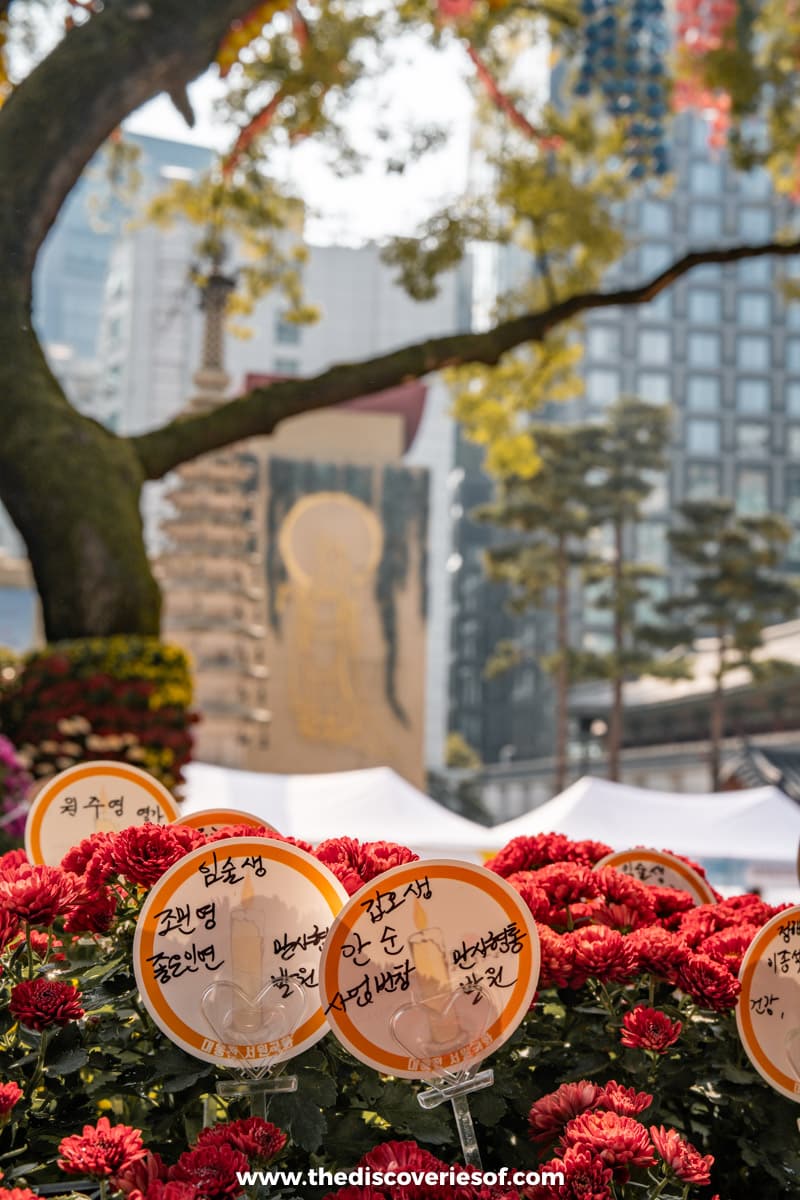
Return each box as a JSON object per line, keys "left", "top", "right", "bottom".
{"left": 553, "top": 538, "right": 569, "bottom": 794}
{"left": 607, "top": 517, "right": 625, "bottom": 781}
{"left": 0, "top": 299, "right": 160, "bottom": 640}
{"left": 709, "top": 641, "right": 726, "bottom": 790}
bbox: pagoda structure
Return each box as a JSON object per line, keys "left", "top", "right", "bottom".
{"left": 158, "top": 256, "right": 271, "bottom": 767}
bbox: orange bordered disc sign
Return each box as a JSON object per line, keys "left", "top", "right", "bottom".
{"left": 737, "top": 904, "right": 800, "bottom": 1102}
{"left": 133, "top": 838, "right": 347, "bottom": 1069}
{"left": 319, "top": 859, "right": 540, "bottom": 1081}
{"left": 25, "top": 761, "right": 180, "bottom": 866}
{"left": 174, "top": 810, "right": 277, "bottom": 835}
{"left": 594, "top": 848, "right": 716, "bottom": 907}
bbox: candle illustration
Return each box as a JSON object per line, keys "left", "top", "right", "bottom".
{"left": 230, "top": 874, "right": 265, "bottom": 1040}
{"left": 408, "top": 899, "right": 464, "bottom": 1049}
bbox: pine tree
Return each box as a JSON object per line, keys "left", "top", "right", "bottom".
{"left": 575, "top": 398, "right": 684, "bottom": 781}
{"left": 477, "top": 423, "right": 599, "bottom": 793}
{"left": 658, "top": 500, "right": 800, "bottom": 790}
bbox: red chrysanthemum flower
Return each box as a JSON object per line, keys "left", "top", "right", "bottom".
{"left": 561, "top": 839, "right": 613, "bottom": 867}
{"left": 10, "top": 978, "right": 84, "bottom": 1030}
{"left": 561, "top": 1111, "right": 656, "bottom": 1170}
{"left": 169, "top": 1144, "right": 249, "bottom": 1198}
{"left": 111, "top": 824, "right": 202, "bottom": 888}
{"left": 536, "top": 925, "right": 575, "bottom": 989}
{"left": 677, "top": 907, "right": 721, "bottom": 948}
{"left": 597, "top": 1083, "right": 652, "bottom": 1117}
{"left": 0, "top": 1189, "right": 40, "bottom": 1200}
{"left": 528, "top": 1080, "right": 604, "bottom": 1144}
{"left": 0, "top": 909, "right": 19, "bottom": 953}
{"left": 624, "top": 927, "right": 689, "bottom": 983}
{"left": 527, "top": 1146, "right": 613, "bottom": 1200}
{"left": 142, "top": 1183, "right": 199, "bottom": 1200}
{"left": 204, "top": 827, "right": 314, "bottom": 855}
{"left": 533, "top": 863, "right": 601, "bottom": 907}
{"left": 703, "top": 925, "right": 760, "bottom": 974}
{"left": 570, "top": 926, "right": 638, "bottom": 986}
{"left": 594, "top": 869, "right": 656, "bottom": 922}
{"left": 0, "top": 849, "right": 28, "bottom": 878}
{"left": 61, "top": 832, "right": 114, "bottom": 878}
{"left": 648, "top": 886, "right": 697, "bottom": 922}
{"left": 0, "top": 864, "right": 78, "bottom": 926}
{"left": 650, "top": 1126, "right": 714, "bottom": 1185}
{"left": 63, "top": 881, "right": 117, "bottom": 935}
{"left": 58, "top": 1117, "right": 145, "bottom": 1180}
{"left": 715, "top": 893, "right": 773, "bottom": 927}
{"left": 485, "top": 834, "right": 574, "bottom": 876}
{"left": 0, "top": 1082, "right": 22, "bottom": 1119}
{"left": 676, "top": 952, "right": 741, "bottom": 1012}
{"left": 506, "top": 875, "right": 550, "bottom": 922}
{"left": 314, "top": 839, "right": 418, "bottom": 896}
{"left": 359, "top": 1140, "right": 446, "bottom": 1177}
{"left": 196, "top": 1117, "right": 287, "bottom": 1164}
{"left": 113, "top": 1149, "right": 168, "bottom": 1196}
{"left": 620, "top": 1006, "right": 682, "bottom": 1054}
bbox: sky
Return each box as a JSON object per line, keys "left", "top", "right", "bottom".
{"left": 125, "top": 37, "right": 475, "bottom": 246}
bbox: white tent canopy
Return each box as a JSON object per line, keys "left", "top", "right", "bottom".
{"left": 182, "top": 763, "right": 492, "bottom": 860}
{"left": 490, "top": 776, "right": 800, "bottom": 864}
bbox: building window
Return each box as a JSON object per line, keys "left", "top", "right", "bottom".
{"left": 640, "top": 292, "right": 672, "bottom": 321}
{"left": 787, "top": 426, "right": 800, "bottom": 457}
{"left": 689, "top": 206, "right": 722, "bottom": 239}
{"left": 640, "top": 200, "right": 671, "bottom": 235}
{"left": 737, "top": 292, "right": 771, "bottom": 327}
{"left": 275, "top": 315, "right": 301, "bottom": 345}
{"left": 637, "top": 521, "right": 669, "bottom": 566}
{"left": 736, "top": 467, "right": 770, "bottom": 515}
{"left": 686, "top": 417, "right": 720, "bottom": 454}
{"left": 787, "top": 382, "right": 800, "bottom": 415}
{"left": 686, "top": 462, "right": 721, "bottom": 498}
{"left": 687, "top": 332, "right": 721, "bottom": 367}
{"left": 736, "top": 422, "right": 770, "bottom": 456}
{"left": 740, "top": 168, "right": 771, "bottom": 198}
{"left": 585, "top": 368, "right": 619, "bottom": 408}
{"left": 273, "top": 357, "right": 300, "bottom": 375}
{"left": 738, "top": 257, "right": 772, "bottom": 285}
{"left": 786, "top": 303, "right": 800, "bottom": 330}
{"left": 787, "top": 339, "right": 800, "bottom": 372}
{"left": 737, "top": 378, "right": 770, "bottom": 414}
{"left": 637, "top": 372, "right": 671, "bottom": 403}
{"left": 739, "top": 207, "right": 772, "bottom": 239}
{"left": 690, "top": 161, "right": 722, "bottom": 193}
{"left": 686, "top": 375, "right": 721, "bottom": 410}
{"left": 640, "top": 244, "right": 672, "bottom": 275}
{"left": 640, "top": 330, "right": 671, "bottom": 365}
{"left": 737, "top": 335, "right": 770, "bottom": 370}
{"left": 687, "top": 289, "right": 721, "bottom": 324}
{"left": 586, "top": 325, "right": 620, "bottom": 361}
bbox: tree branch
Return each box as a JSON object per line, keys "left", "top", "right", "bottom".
{"left": 0, "top": 0, "right": 258, "bottom": 290}
{"left": 131, "top": 234, "right": 800, "bottom": 480}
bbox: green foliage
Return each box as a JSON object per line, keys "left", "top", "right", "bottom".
{"left": 444, "top": 730, "right": 482, "bottom": 770}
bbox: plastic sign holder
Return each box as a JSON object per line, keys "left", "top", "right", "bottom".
{"left": 320, "top": 860, "right": 540, "bottom": 1170}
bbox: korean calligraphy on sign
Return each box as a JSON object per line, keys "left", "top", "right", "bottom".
{"left": 25, "top": 761, "right": 180, "bottom": 865}
{"left": 737, "top": 903, "right": 800, "bottom": 1102}
{"left": 594, "top": 847, "right": 717, "bottom": 907}
{"left": 319, "top": 860, "right": 540, "bottom": 1081}
{"left": 133, "top": 837, "right": 347, "bottom": 1070}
